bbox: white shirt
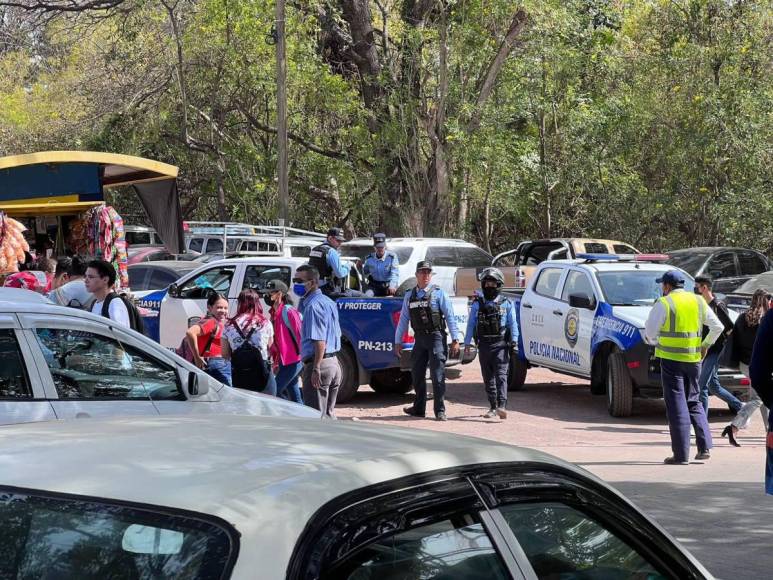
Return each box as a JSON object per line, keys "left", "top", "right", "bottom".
{"left": 644, "top": 289, "right": 723, "bottom": 348}
{"left": 224, "top": 316, "right": 274, "bottom": 360}
{"left": 92, "top": 296, "right": 131, "bottom": 329}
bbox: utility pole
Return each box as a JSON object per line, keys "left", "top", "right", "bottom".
{"left": 276, "top": 0, "right": 289, "bottom": 224}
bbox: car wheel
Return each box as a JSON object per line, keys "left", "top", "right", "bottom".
{"left": 508, "top": 355, "right": 528, "bottom": 391}
{"left": 590, "top": 352, "right": 607, "bottom": 395}
{"left": 607, "top": 351, "right": 633, "bottom": 417}
{"left": 370, "top": 368, "right": 413, "bottom": 395}
{"left": 336, "top": 345, "right": 359, "bottom": 403}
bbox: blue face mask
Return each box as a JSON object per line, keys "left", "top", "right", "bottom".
{"left": 293, "top": 282, "right": 308, "bottom": 297}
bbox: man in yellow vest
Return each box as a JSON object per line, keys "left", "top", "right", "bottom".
{"left": 645, "top": 270, "right": 724, "bottom": 465}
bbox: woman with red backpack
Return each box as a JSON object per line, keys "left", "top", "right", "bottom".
{"left": 264, "top": 279, "right": 304, "bottom": 404}
{"left": 222, "top": 289, "right": 276, "bottom": 394}
{"left": 185, "top": 292, "right": 231, "bottom": 386}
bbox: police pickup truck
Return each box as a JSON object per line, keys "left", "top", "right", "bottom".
{"left": 136, "top": 257, "right": 469, "bottom": 402}
{"left": 507, "top": 254, "right": 746, "bottom": 417}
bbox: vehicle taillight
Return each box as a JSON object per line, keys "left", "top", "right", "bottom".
{"left": 627, "top": 361, "right": 641, "bottom": 369}
{"left": 740, "top": 377, "right": 751, "bottom": 386}
{"left": 391, "top": 310, "right": 414, "bottom": 344}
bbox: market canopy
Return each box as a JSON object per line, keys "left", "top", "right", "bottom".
{"left": 0, "top": 151, "right": 185, "bottom": 253}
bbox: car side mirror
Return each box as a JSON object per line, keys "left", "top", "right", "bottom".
{"left": 188, "top": 371, "right": 209, "bottom": 396}
{"left": 168, "top": 283, "right": 180, "bottom": 297}
{"left": 569, "top": 293, "right": 595, "bottom": 310}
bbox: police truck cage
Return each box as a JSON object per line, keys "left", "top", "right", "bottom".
{"left": 576, "top": 253, "right": 670, "bottom": 263}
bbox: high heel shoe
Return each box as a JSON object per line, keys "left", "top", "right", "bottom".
{"left": 721, "top": 425, "right": 741, "bottom": 447}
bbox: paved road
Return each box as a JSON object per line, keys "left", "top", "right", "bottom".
{"left": 336, "top": 365, "right": 771, "bottom": 579}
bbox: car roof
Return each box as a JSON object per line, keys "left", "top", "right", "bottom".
{"left": 201, "top": 256, "right": 308, "bottom": 267}
{"left": 343, "top": 237, "right": 477, "bottom": 246}
{"left": 540, "top": 259, "right": 677, "bottom": 272}
{"left": 128, "top": 260, "right": 197, "bottom": 271}
{"left": 0, "top": 416, "right": 583, "bottom": 537}
{"left": 0, "top": 287, "right": 51, "bottom": 305}
{"left": 667, "top": 247, "right": 754, "bottom": 254}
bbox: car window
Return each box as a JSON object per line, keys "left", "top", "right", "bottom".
{"left": 737, "top": 251, "right": 767, "bottom": 276}
{"left": 206, "top": 238, "right": 224, "bottom": 254}
{"left": 456, "top": 247, "right": 493, "bottom": 268}
{"left": 523, "top": 242, "right": 564, "bottom": 265}
{"left": 708, "top": 252, "right": 738, "bottom": 278}
{"left": 584, "top": 242, "right": 608, "bottom": 254}
{"left": 127, "top": 267, "right": 148, "bottom": 291}
{"left": 148, "top": 270, "right": 178, "bottom": 289}
{"left": 425, "top": 246, "right": 457, "bottom": 267}
{"left": 493, "top": 250, "right": 518, "bottom": 267}
{"left": 243, "top": 265, "right": 291, "bottom": 292}
{"left": 533, "top": 267, "right": 564, "bottom": 298}
{"left": 188, "top": 237, "right": 203, "bottom": 253}
{"left": 323, "top": 516, "right": 509, "bottom": 580}
{"left": 34, "top": 329, "right": 182, "bottom": 401}
{"left": 612, "top": 244, "right": 637, "bottom": 254}
{"left": 0, "top": 329, "right": 31, "bottom": 399}
{"left": 561, "top": 271, "right": 595, "bottom": 301}
{"left": 178, "top": 266, "right": 235, "bottom": 299}
{"left": 225, "top": 238, "right": 240, "bottom": 252}
{"left": 499, "top": 501, "right": 667, "bottom": 580}
{"left": 290, "top": 246, "right": 311, "bottom": 258}
{"left": 0, "top": 488, "right": 237, "bottom": 580}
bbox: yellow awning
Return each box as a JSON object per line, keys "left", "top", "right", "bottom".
{"left": 0, "top": 200, "right": 103, "bottom": 217}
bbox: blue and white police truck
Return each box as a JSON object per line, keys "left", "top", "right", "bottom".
{"left": 506, "top": 254, "right": 747, "bottom": 417}
{"left": 136, "top": 257, "right": 469, "bottom": 402}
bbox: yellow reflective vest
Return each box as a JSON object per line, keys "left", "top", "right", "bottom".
{"left": 655, "top": 291, "right": 705, "bottom": 363}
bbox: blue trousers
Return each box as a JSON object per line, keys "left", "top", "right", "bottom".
{"left": 699, "top": 347, "right": 743, "bottom": 414}
{"left": 411, "top": 332, "right": 447, "bottom": 417}
{"left": 661, "top": 359, "right": 713, "bottom": 461}
{"left": 205, "top": 357, "right": 232, "bottom": 386}
{"left": 275, "top": 361, "right": 304, "bottom": 403}
{"left": 479, "top": 339, "right": 509, "bottom": 409}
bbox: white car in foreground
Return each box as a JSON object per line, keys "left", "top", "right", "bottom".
{"left": 0, "top": 415, "right": 712, "bottom": 579}
{"left": 0, "top": 288, "right": 315, "bottom": 425}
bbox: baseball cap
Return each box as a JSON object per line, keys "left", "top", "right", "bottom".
{"left": 373, "top": 233, "right": 386, "bottom": 248}
{"left": 415, "top": 260, "right": 433, "bottom": 272}
{"left": 327, "top": 227, "right": 345, "bottom": 241}
{"left": 655, "top": 270, "right": 686, "bottom": 287}
{"left": 264, "top": 279, "right": 289, "bottom": 294}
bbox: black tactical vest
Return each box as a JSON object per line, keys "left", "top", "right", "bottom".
{"left": 309, "top": 243, "right": 333, "bottom": 279}
{"left": 476, "top": 295, "right": 507, "bottom": 342}
{"left": 408, "top": 286, "right": 444, "bottom": 334}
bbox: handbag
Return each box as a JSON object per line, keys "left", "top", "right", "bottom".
{"left": 176, "top": 321, "right": 217, "bottom": 363}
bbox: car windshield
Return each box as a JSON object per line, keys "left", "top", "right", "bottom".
{"left": 597, "top": 270, "right": 695, "bottom": 306}
{"left": 340, "top": 244, "right": 413, "bottom": 263}
{"left": 665, "top": 252, "right": 711, "bottom": 276}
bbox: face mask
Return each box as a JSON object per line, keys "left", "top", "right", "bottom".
{"left": 263, "top": 294, "right": 274, "bottom": 307}
{"left": 482, "top": 287, "right": 499, "bottom": 300}
{"left": 293, "top": 282, "right": 308, "bottom": 297}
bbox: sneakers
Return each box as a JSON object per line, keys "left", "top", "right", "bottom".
{"left": 695, "top": 450, "right": 711, "bottom": 461}
{"left": 496, "top": 407, "right": 508, "bottom": 419}
{"left": 663, "top": 456, "right": 689, "bottom": 465}
{"left": 403, "top": 407, "right": 425, "bottom": 418}
{"left": 483, "top": 409, "right": 497, "bottom": 419}
{"left": 435, "top": 412, "right": 447, "bottom": 421}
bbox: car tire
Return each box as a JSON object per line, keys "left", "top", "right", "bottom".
{"left": 607, "top": 351, "right": 633, "bottom": 417}
{"left": 336, "top": 345, "right": 359, "bottom": 403}
{"left": 370, "top": 369, "right": 413, "bottom": 395}
{"left": 590, "top": 353, "right": 607, "bottom": 395}
{"left": 508, "top": 355, "right": 528, "bottom": 391}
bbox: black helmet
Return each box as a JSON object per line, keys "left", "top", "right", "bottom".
{"left": 479, "top": 267, "right": 505, "bottom": 287}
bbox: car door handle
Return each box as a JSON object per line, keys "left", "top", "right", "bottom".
{"left": 553, "top": 309, "right": 564, "bottom": 316}
{"left": 522, "top": 303, "right": 532, "bottom": 309}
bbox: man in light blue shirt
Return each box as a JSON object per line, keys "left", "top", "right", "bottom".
{"left": 395, "top": 260, "right": 461, "bottom": 421}
{"left": 464, "top": 268, "right": 518, "bottom": 420}
{"left": 308, "top": 227, "right": 351, "bottom": 297}
{"left": 363, "top": 233, "right": 400, "bottom": 296}
{"left": 295, "top": 264, "right": 342, "bottom": 418}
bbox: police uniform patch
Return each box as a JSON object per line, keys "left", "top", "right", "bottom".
{"left": 564, "top": 308, "right": 579, "bottom": 348}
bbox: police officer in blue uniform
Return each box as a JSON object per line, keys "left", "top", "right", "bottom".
{"left": 363, "top": 233, "right": 400, "bottom": 297}
{"left": 308, "top": 227, "right": 351, "bottom": 298}
{"left": 464, "top": 267, "right": 518, "bottom": 420}
{"left": 395, "top": 260, "right": 461, "bottom": 421}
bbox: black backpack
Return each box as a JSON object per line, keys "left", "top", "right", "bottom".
{"left": 230, "top": 323, "right": 270, "bottom": 391}
{"left": 102, "top": 292, "right": 146, "bottom": 335}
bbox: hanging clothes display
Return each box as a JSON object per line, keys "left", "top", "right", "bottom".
{"left": 0, "top": 212, "right": 31, "bottom": 274}
{"left": 68, "top": 204, "right": 129, "bottom": 288}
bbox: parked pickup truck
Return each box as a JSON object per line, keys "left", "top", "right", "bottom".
{"left": 455, "top": 238, "right": 640, "bottom": 298}
{"left": 504, "top": 254, "right": 747, "bottom": 417}
{"left": 136, "top": 257, "right": 469, "bottom": 402}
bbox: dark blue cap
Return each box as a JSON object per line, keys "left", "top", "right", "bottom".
{"left": 415, "top": 260, "right": 433, "bottom": 272}
{"left": 656, "top": 270, "right": 686, "bottom": 287}
{"left": 373, "top": 233, "right": 386, "bottom": 248}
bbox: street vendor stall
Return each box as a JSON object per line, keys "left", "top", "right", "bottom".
{"left": 0, "top": 151, "right": 185, "bottom": 287}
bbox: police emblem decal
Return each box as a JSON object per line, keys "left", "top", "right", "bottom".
{"left": 564, "top": 308, "right": 579, "bottom": 348}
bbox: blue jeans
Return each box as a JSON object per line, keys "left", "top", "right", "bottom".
{"left": 205, "top": 357, "right": 232, "bottom": 386}
{"left": 699, "top": 348, "right": 743, "bottom": 414}
{"left": 275, "top": 362, "right": 303, "bottom": 403}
